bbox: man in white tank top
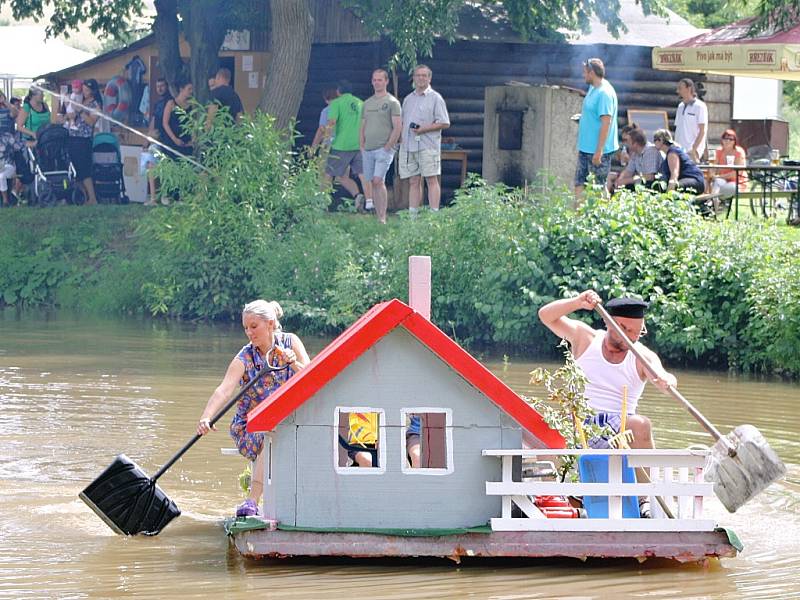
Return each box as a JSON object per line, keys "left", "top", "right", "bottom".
{"left": 538, "top": 290, "right": 677, "bottom": 450}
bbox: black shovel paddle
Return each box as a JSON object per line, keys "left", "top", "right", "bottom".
{"left": 80, "top": 361, "right": 289, "bottom": 535}
{"left": 595, "top": 302, "right": 786, "bottom": 512}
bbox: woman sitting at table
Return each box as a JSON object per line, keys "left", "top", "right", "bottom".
{"left": 652, "top": 128, "right": 705, "bottom": 194}
{"left": 710, "top": 128, "right": 748, "bottom": 200}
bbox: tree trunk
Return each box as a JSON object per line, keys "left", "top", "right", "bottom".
{"left": 153, "top": 0, "right": 182, "bottom": 91}
{"left": 259, "top": 0, "right": 314, "bottom": 131}
{"left": 181, "top": 1, "right": 227, "bottom": 104}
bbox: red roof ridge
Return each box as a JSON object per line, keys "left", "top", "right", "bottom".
{"left": 247, "top": 299, "right": 564, "bottom": 448}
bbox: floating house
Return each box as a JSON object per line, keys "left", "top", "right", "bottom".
{"left": 228, "top": 259, "right": 740, "bottom": 563}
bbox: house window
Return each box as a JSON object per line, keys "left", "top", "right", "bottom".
{"left": 334, "top": 407, "right": 386, "bottom": 475}
{"left": 400, "top": 409, "right": 453, "bottom": 475}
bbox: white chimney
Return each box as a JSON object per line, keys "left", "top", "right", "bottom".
{"left": 408, "top": 255, "right": 431, "bottom": 320}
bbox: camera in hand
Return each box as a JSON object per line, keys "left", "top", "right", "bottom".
{"left": 409, "top": 122, "right": 420, "bottom": 130}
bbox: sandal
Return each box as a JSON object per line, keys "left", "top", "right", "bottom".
{"left": 235, "top": 499, "right": 261, "bottom": 517}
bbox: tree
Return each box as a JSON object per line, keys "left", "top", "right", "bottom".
{"left": 259, "top": 0, "right": 314, "bottom": 131}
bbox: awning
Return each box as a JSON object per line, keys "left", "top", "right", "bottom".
{"left": 652, "top": 17, "right": 800, "bottom": 81}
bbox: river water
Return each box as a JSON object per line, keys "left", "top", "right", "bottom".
{"left": 1, "top": 310, "right": 798, "bottom": 599}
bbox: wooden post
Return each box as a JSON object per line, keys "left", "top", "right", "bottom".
{"left": 408, "top": 255, "right": 431, "bottom": 320}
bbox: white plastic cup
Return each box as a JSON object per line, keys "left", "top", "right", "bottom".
{"left": 726, "top": 155, "right": 735, "bottom": 166}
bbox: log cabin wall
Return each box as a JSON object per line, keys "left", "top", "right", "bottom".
{"left": 298, "top": 39, "right": 731, "bottom": 199}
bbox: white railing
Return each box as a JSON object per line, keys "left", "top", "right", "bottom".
{"left": 484, "top": 448, "right": 716, "bottom": 532}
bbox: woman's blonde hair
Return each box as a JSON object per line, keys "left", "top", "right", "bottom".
{"left": 242, "top": 300, "right": 283, "bottom": 329}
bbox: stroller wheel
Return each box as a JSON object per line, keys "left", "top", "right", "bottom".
{"left": 121, "top": 195, "right": 130, "bottom": 205}
{"left": 71, "top": 187, "right": 86, "bottom": 206}
{"left": 37, "top": 189, "right": 57, "bottom": 208}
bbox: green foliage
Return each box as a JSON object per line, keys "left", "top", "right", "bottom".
{"left": 3, "top": 163, "right": 800, "bottom": 379}
{"left": 523, "top": 342, "right": 610, "bottom": 481}
{"left": 137, "top": 109, "right": 330, "bottom": 320}
{"left": 0, "top": 206, "right": 144, "bottom": 312}
{"left": 2, "top": 0, "right": 144, "bottom": 38}
{"left": 343, "top": 0, "right": 666, "bottom": 70}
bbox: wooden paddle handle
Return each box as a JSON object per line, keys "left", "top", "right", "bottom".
{"left": 594, "top": 303, "right": 730, "bottom": 445}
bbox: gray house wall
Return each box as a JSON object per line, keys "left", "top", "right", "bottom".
{"left": 263, "top": 327, "right": 524, "bottom": 529}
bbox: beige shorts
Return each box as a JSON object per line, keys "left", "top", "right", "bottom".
{"left": 399, "top": 148, "right": 441, "bottom": 179}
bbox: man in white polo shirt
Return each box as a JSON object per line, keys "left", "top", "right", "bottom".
{"left": 674, "top": 78, "right": 708, "bottom": 163}
{"left": 399, "top": 64, "right": 450, "bottom": 215}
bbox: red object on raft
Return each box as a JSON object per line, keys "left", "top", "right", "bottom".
{"left": 535, "top": 495, "right": 581, "bottom": 518}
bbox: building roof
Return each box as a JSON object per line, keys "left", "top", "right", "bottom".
{"left": 36, "top": 33, "right": 154, "bottom": 81}
{"left": 564, "top": 0, "right": 705, "bottom": 46}
{"left": 0, "top": 25, "right": 95, "bottom": 79}
{"left": 247, "top": 299, "right": 565, "bottom": 448}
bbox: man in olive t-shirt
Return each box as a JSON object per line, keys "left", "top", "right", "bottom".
{"left": 359, "top": 69, "right": 401, "bottom": 223}
{"left": 324, "top": 81, "right": 367, "bottom": 207}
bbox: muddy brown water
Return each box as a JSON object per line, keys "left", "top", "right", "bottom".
{"left": 1, "top": 310, "right": 798, "bottom": 599}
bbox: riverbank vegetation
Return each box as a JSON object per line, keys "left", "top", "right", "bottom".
{"left": 1, "top": 114, "right": 799, "bottom": 378}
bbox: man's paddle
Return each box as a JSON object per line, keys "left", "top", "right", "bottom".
{"left": 594, "top": 302, "right": 786, "bottom": 513}
{"left": 80, "top": 361, "right": 289, "bottom": 535}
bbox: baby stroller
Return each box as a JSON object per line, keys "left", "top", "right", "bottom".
{"left": 28, "top": 124, "right": 83, "bottom": 206}
{"left": 92, "top": 132, "right": 129, "bottom": 204}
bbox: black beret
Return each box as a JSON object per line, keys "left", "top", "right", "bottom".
{"left": 606, "top": 297, "right": 648, "bottom": 318}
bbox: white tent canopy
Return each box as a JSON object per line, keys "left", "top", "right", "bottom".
{"left": 0, "top": 25, "right": 94, "bottom": 96}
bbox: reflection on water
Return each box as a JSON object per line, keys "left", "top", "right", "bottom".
{"left": 1, "top": 310, "right": 799, "bottom": 599}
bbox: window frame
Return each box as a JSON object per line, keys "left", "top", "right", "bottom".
{"left": 400, "top": 407, "right": 454, "bottom": 476}
{"left": 333, "top": 406, "right": 387, "bottom": 475}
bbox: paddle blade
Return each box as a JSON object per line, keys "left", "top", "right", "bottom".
{"left": 79, "top": 454, "right": 181, "bottom": 536}
{"left": 705, "top": 424, "right": 787, "bottom": 513}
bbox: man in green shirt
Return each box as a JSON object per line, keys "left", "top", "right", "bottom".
{"left": 359, "top": 69, "right": 402, "bottom": 224}
{"left": 325, "top": 81, "right": 367, "bottom": 208}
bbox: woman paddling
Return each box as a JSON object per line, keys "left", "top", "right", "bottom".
{"left": 196, "top": 300, "right": 310, "bottom": 517}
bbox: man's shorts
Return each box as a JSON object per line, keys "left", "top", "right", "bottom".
{"left": 574, "top": 151, "right": 614, "bottom": 187}
{"left": 362, "top": 147, "right": 395, "bottom": 181}
{"left": 585, "top": 412, "right": 623, "bottom": 449}
{"left": 399, "top": 148, "right": 440, "bottom": 179}
{"left": 325, "top": 149, "right": 363, "bottom": 177}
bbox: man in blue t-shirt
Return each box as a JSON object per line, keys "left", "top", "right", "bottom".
{"left": 575, "top": 58, "right": 618, "bottom": 199}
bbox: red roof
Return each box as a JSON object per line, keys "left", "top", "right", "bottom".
{"left": 247, "top": 299, "right": 565, "bottom": 448}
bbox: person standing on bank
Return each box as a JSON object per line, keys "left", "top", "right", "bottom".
{"left": 575, "top": 58, "right": 618, "bottom": 200}
{"left": 197, "top": 300, "right": 310, "bottom": 517}
{"left": 360, "top": 68, "right": 402, "bottom": 224}
{"left": 65, "top": 79, "right": 101, "bottom": 205}
{"left": 325, "top": 80, "right": 368, "bottom": 209}
{"left": 399, "top": 64, "right": 450, "bottom": 215}
{"left": 674, "top": 78, "right": 708, "bottom": 163}
{"left": 206, "top": 67, "right": 244, "bottom": 127}
{"left": 538, "top": 291, "right": 677, "bottom": 451}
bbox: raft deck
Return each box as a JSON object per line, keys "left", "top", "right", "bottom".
{"left": 228, "top": 520, "right": 740, "bottom": 563}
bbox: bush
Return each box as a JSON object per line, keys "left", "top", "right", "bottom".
{"left": 138, "top": 110, "right": 329, "bottom": 319}
{"left": 2, "top": 141, "right": 799, "bottom": 378}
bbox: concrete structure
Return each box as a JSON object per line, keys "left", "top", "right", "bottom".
{"left": 482, "top": 85, "right": 584, "bottom": 189}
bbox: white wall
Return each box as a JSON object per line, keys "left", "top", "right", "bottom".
{"left": 733, "top": 76, "right": 783, "bottom": 120}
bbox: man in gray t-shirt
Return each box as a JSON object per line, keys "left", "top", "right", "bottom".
{"left": 360, "top": 69, "right": 402, "bottom": 224}
{"left": 399, "top": 64, "right": 450, "bottom": 214}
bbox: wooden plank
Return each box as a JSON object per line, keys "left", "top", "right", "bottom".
{"left": 490, "top": 518, "right": 719, "bottom": 532}
{"left": 627, "top": 455, "right": 707, "bottom": 468}
{"left": 608, "top": 455, "right": 623, "bottom": 520}
{"left": 486, "top": 481, "right": 714, "bottom": 497}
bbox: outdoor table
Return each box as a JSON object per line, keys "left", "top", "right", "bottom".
{"left": 698, "top": 163, "right": 800, "bottom": 223}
